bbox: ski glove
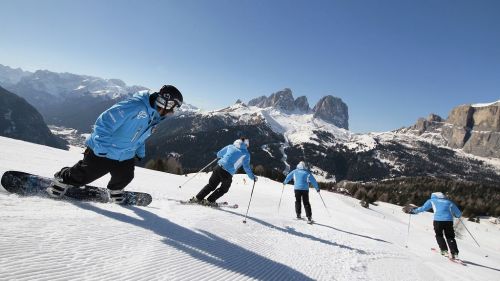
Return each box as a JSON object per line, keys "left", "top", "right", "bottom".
{"left": 135, "top": 155, "right": 143, "bottom": 162}
{"left": 253, "top": 176, "right": 258, "bottom": 182}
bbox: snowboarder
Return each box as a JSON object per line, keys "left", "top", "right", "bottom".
{"left": 48, "top": 85, "right": 183, "bottom": 203}
{"left": 283, "top": 161, "right": 320, "bottom": 223}
{"left": 405, "top": 192, "right": 462, "bottom": 259}
{"left": 190, "top": 137, "right": 257, "bottom": 206}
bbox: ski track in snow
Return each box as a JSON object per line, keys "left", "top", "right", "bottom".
{"left": 0, "top": 136, "right": 499, "bottom": 281}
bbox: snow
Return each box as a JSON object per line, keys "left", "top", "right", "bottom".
{"left": 471, "top": 100, "right": 500, "bottom": 107}
{"left": 0, "top": 136, "right": 499, "bottom": 281}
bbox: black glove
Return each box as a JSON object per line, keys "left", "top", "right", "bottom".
{"left": 135, "top": 155, "right": 143, "bottom": 162}
{"left": 253, "top": 176, "right": 258, "bottom": 182}
{"left": 402, "top": 205, "right": 416, "bottom": 214}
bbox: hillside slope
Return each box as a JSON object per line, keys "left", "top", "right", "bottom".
{"left": 0, "top": 136, "right": 499, "bottom": 281}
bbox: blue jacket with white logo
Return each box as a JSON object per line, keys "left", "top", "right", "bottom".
{"left": 217, "top": 140, "right": 255, "bottom": 180}
{"left": 412, "top": 192, "right": 462, "bottom": 221}
{"left": 283, "top": 164, "right": 320, "bottom": 191}
{"left": 86, "top": 91, "right": 163, "bottom": 161}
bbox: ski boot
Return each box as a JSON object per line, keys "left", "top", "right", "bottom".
{"left": 307, "top": 217, "right": 314, "bottom": 224}
{"left": 440, "top": 250, "right": 449, "bottom": 257}
{"left": 109, "top": 189, "right": 125, "bottom": 204}
{"left": 204, "top": 200, "right": 219, "bottom": 208}
{"left": 296, "top": 214, "right": 302, "bottom": 220}
{"left": 189, "top": 196, "right": 203, "bottom": 204}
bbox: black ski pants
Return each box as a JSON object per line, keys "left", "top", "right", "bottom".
{"left": 295, "top": 190, "right": 312, "bottom": 218}
{"left": 433, "top": 221, "right": 459, "bottom": 254}
{"left": 196, "top": 165, "right": 232, "bottom": 202}
{"left": 56, "top": 148, "right": 135, "bottom": 191}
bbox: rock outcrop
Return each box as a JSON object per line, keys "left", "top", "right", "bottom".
{"left": 312, "top": 96, "right": 349, "bottom": 129}
{"left": 400, "top": 101, "right": 500, "bottom": 158}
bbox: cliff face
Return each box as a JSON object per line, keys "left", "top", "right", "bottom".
{"left": 446, "top": 103, "right": 500, "bottom": 157}
{"left": 312, "top": 95, "right": 349, "bottom": 130}
{"left": 400, "top": 101, "right": 500, "bottom": 158}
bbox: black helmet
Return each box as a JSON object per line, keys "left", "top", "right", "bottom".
{"left": 155, "top": 85, "right": 183, "bottom": 110}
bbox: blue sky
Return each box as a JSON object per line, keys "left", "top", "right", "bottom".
{"left": 1, "top": 0, "right": 499, "bottom": 132}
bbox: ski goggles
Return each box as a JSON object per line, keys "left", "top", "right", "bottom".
{"left": 156, "top": 96, "right": 183, "bottom": 110}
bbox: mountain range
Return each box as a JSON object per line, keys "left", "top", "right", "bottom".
{"left": 0, "top": 64, "right": 148, "bottom": 132}
{"left": 1, "top": 64, "right": 499, "bottom": 186}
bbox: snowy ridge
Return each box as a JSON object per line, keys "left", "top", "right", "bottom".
{"left": 1, "top": 136, "right": 499, "bottom": 281}
{"left": 471, "top": 100, "right": 500, "bottom": 107}
{"left": 206, "top": 103, "right": 376, "bottom": 152}
{"left": 27, "top": 70, "right": 149, "bottom": 99}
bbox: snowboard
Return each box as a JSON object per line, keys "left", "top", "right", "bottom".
{"left": 1, "top": 171, "right": 152, "bottom": 206}
{"left": 178, "top": 199, "right": 239, "bottom": 209}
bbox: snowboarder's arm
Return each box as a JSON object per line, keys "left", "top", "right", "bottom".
{"left": 135, "top": 142, "right": 146, "bottom": 159}
{"left": 93, "top": 101, "right": 138, "bottom": 143}
{"left": 412, "top": 199, "right": 432, "bottom": 214}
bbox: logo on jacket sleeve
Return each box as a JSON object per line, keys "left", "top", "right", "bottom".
{"left": 136, "top": 111, "right": 148, "bottom": 119}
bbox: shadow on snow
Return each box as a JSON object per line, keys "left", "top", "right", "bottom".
{"left": 72, "top": 202, "right": 314, "bottom": 281}
{"left": 219, "top": 208, "right": 371, "bottom": 254}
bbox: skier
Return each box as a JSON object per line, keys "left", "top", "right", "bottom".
{"left": 190, "top": 137, "right": 257, "bottom": 206}
{"left": 283, "top": 161, "right": 320, "bottom": 223}
{"left": 48, "top": 85, "right": 183, "bottom": 203}
{"left": 405, "top": 192, "right": 462, "bottom": 259}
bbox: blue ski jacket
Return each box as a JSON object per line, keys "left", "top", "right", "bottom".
{"left": 283, "top": 163, "right": 320, "bottom": 191}
{"left": 86, "top": 91, "right": 163, "bottom": 161}
{"left": 217, "top": 140, "right": 255, "bottom": 180}
{"left": 412, "top": 192, "right": 462, "bottom": 221}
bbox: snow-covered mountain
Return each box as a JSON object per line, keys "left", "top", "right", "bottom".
{"left": 1, "top": 64, "right": 499, "bottom": 185}
{"left": 0, "top": 64, "right": 148, "bottom": 99}
{"left": 1, "top": 136, "right": 499, "bottom": 281}
{"left": 396, "top": 100, "right": 500, "bottom": 158}
{"left": 0, "top": 64, "right": 150, "bottom": 132}
{"left": 248, "top": 88, "right": 349, "bottom": 129}
{"left": 147, "top": 100, "right": 500, "bottom": 184}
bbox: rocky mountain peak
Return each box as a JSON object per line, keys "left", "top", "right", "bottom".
{"left": 312, "top": 95, "right": 349, "bottom": 129}
{"left": 399, "top": 101, "right": 500, "bottom": 158}
{"left": 248, "top": 89, "right": 348, "bottom": 128}
{"left": 248, "top": 88, "right": 297, "bottom": 111}
{"left": 294, "top": 96, "right": 310, "bottom": 112}
{"left": 426, "top": 113, "right": 443, "bottom": 122}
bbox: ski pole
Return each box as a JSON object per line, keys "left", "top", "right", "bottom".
{"left": 459, "top": 217, "right": 481, "bottom": 247}
{"left": 277, "top": 184, "right": 285, "bottom": 214}
{"left": 405, "top": 214, "right": 411, "bottom": 248}
{"left": 243, "top": 180, "right": 257, "bottom": 224}
{"left": 317, "top": 191, "right": 331, "bottom": 217}
{"left": 178, "top": 158, "right": 218, "bottom": 189}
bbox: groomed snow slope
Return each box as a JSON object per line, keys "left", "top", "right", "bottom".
{"left": 0, "top": 136, "right": 499, "bottom": 281}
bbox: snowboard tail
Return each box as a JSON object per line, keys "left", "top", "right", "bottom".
{"left": 1, "top": 171, "right": 152, "bottom": 206}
